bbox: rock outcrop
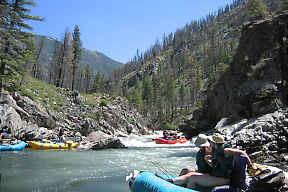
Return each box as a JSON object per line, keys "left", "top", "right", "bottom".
{"left": 179, "top": 14, "right": 288, "bottom": 162}
{"left": 215, "top": 109, "right": 287, "bottom": 163}
{"left": 180, "top": 14, "right": 288, "bottom": 137}
{"left": 0, "top": 90, "right": 150, "bottom": 150}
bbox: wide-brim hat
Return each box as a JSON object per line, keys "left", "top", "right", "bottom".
{"left": 208, "top": 133, "right": 225, "bottom": 144}
{"left": 194, "top": 134, "right": 210, "bottom": 147}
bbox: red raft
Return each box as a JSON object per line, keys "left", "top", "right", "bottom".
{"left": 155, "top": 137, "right": 188, "bottom": 144}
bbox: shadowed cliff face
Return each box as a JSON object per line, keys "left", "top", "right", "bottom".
{"left": 180, "top": 13, "right": 288, "bottom": 138}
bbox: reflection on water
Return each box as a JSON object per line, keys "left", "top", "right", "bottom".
{"left": 0, "top": 134, "right": 197, "bottom": 192}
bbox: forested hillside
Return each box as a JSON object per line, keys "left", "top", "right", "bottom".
{"left": 33, "top": 35, "right": 123, "bottom": 92}
{"left": 1, "top": 3, "right": 123, "bottom": 96}
{"left": 107, "top": 0, "right": 287, "bottom": 129}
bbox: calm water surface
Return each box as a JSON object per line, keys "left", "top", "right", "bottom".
{"left": 0, "top": 134, "right": 197, "bottom": 192}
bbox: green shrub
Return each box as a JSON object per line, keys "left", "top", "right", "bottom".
{"left": 126, "top": 117, "right": 131, "bottom": 123}
{"left": 7, "top": 83, "right": 20, "bottom": 93}
{"left": 78, "top": 113, "right": 86, "bottom": 119}
{"left": 90, "top": 114, "right": 98, "bottom": 120}
{"left": 282, "top": 2, "right": 288, "bottom": 11}
{"left": 99, "top": 99, "right": 108, "bottom": 106}
{"left": 51, "top": 104, "right": 59, "bottom": 111}
{"left": 83, "top": 99, "right": 97, "bottom": 107}
{"left": 157, "top": 122, "right": 176, "bottom": 130}
{"left": 163, "top": 122, "right": 174, "bottom": 130}
{"left": 96, "top": 110, "right": 103, "bottom": 119}
{"left": 21, "top": 88, "right": 35, "bottom": 101}
{"left": 90, "top": 110, "right": 103, "bottom": 120}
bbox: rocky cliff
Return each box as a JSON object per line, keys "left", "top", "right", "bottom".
{"left": 179, "top": 13, "right": 288, "bottom": 163}
{"left": 0, "top": 89, "right": 150, "bottom": 149}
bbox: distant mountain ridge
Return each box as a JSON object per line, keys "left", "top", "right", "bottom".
{"left": 33, "top": 35, "right": 123, "bottom": 81}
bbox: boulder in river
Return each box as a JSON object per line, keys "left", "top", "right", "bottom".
{"left": 76, "top": 131, "right": 125, "bottom": 150}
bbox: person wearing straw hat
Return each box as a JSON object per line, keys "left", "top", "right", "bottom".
{"left": 160, "top": 134, "right": 212, "bottom": 184}
{"left": 170, "top": 133, "right": 257, "bottom": 190}
{"left": 179, "top": 134, "right": 212, "bottom": 176}
{"left": 206, "top": 133, "right": 235, "bottom": 180}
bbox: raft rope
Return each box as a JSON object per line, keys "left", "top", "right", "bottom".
{"left": 144, "top": 152, "right": 174, "bottom": 179}
{"left": 124, "top": 138, "right": 174, "bottom": 179}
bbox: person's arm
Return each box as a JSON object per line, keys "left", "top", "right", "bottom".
{"left": 204, "top": 154, "right": 213, "bottom": 168}
{"left": 224, "top": 148, "right": 257, "bottom": 170}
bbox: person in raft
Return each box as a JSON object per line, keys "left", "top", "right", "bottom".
{"left": 179, "top": 134, "right": 212, "bottom": 176}
{"left": 59, "top": 126, "right": 66, "bottom": 141}
{"left": 0, "top": 129, "right": 7, "bottom": 139}
{"left": 169, "top": 133, "right": 257, "bottom": 189}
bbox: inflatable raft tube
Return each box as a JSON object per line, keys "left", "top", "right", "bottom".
{"left": 127, "top": 170, "right": 198, "bottom": 192}
{"left": 0, "top": 141, "right": 26, "bottom": 151}
{"left": 28, "top": 141, "right": 78, "bottom": 149}
{"left": 155, "top": 138, "right": 188, "bottom": 144}
{"left": 126, "top": 155, "right": 247, "bottom": 192}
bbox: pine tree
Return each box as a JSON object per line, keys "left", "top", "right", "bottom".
{"left": 130, "top": 87, "right": 142, "bottom": 110}
{"left": 84, "top": 64, "right": 93, "bottom": 93}
{"left": 179, "top": 84, "right": 186, "bottom": 112}
{"left": 113, "top": 77, "right": 121, "bottom": 96}
{"left": 56, "top": 29, "right": 73, "bottom": 88}
{"left": 281, "top": 2, "right": 288, "bottom": 11}
{"left": 77, "top": 67, "right": 85, "bottom": 93}
{"left": 134, "top": 76, "right": 141, "bottom": 89}
{"left": 180, "top": 51, "right": 187, "bottom": 80}
{"left": 166, "top": 77, "right": 176, "bottom": 118}
{"left": 32, "top": 36, "right": 45, "bottom": 80}
{"left": 101, "top": 72, "right": 107, "bottom": 92}
{"left": 152, "top": 74, "right": 161, "bottom": 105}
{"left": 49, "top": 39, "right": 61, "bottom": 85}
{"left": 142, "top": 74, "right": 153, "bottom": 107}
{"left": 247, "top": 0, "right": 269, "bottom": 21}
{"left": 190, "top": 86, "right": 195, "bottom": 107}
{"left": 20, "top": 37, "right": 37, "bottom": 86}
{"left": 91, "top": 71, "right": 101, "bottom": 93}
{"left": 0, "top": 0, "right": 44, "bottom": 95}
{"left": 210, "top": 28, "right": 216, "bottom": 68}
{"left": 71, "top": 25, "right": 82, "bottom": 91}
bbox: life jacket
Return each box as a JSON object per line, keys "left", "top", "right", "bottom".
{"left": 248, "top": 163, "right": 270, "bottom": 177}
{"left": 249, "top": 166, "right": 285, "bottom": 192}
{"left": 196, "top": 150, "right": 213, "bottom": 174}
{"left": 211, "top": 143, "right": 234, "bottom": 179}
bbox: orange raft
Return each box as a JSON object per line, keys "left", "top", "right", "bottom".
{"left": 154, "top": 137, "right": 188, "bottom": 144}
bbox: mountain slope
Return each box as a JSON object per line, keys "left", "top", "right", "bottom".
{"left": 179, "top": 13, "right": 288, "bottom": 137}
{"left": 108, "top": 0, "right": 286, "bottom": 129}
{"left": 33, "top": 35, "right": 123, "bottom": 81}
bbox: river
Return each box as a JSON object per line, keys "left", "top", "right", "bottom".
{"left": 0, "top": 133, "right": 198, "bottom": 192}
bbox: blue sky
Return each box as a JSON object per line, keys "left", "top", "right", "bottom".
{"left": 27, "top": 0, "right": 234, "bottom": 63}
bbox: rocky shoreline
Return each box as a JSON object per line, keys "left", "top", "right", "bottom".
{"left": 185, "top": 108, "right": 288, "bottom": 168}
{"left": 215, "top": 109, "right": 287, "bottom": 165}
{"left": 0, "top": 89, "right": 287, "bottom": 166}
{"left": 0, "top": 90, "right": 150, "bottom": 150}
